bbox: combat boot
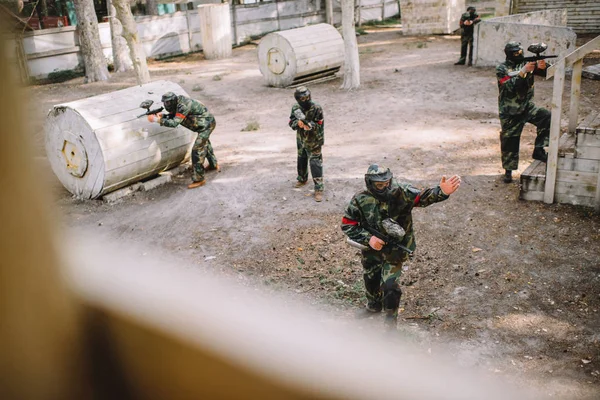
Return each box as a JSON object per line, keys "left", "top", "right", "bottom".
{"left": 503, "top": 170, "right": 512, "bottom": 183}
{"left": 188, "top": 180, "right": 206, "bottom": 189}
{"left": 294, "top": 180, "right": 307, "bottom": 188}
{"left": 532, "top": 148, "right": 548, "bottom": 163}
{"left": 207, "top": 163, "right": 221, "bottom": 172}
{"left": 366, "top": 300, "right": 382, "bottom": 313}
{"left": 314, "top": 191, "right": 323, "bottom": 202}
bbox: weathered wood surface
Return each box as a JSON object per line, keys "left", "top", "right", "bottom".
{"left": 257, "top": 23, "right": 344, "bottom": 87}
{"left": 198, "top": 4, "right": 232, "bottom": 60}
{"left": 44, "top": 80, "right": 195, "bottom": 200}
{"left": 513, "top": 0, "right": 600, "bottom": 34}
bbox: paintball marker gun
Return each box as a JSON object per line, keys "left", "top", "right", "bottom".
{"left": 346, "top": 218, "right": 413, "bottom": 255}
{"left": 522, "top": 43, "right": 557, "bottom": 63}
{"left": 137, "top": 100, "right": 164, "bottom": 118}
{"left": 293, "top": 108, "right": 310, "bottom": 129}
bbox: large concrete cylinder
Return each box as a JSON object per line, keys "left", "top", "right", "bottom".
{"left": 257, "top": 23, "right": 344, "bottom": 87}
{"left": 44, "top": 80, "right": 195, "bottom": 200}
{"left": 198, "top": 3, "right": 232, "bottom": 60}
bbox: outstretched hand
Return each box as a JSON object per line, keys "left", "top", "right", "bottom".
{"left": 440, "top": 175, "right": 461, "bottom": 195}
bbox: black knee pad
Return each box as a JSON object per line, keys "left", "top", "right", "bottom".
{"left": 382, "top": 280, "right": 402, "bottom": 310}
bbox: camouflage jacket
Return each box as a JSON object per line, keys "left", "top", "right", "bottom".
{"left": 341, "top": 180, "right": 449, "bottom": 253}
{"left": 289, "top": 102, "right": 324, "bottom": 148}
{"left": 496, "top": 60, "right": 547, "bottom": 116}
{"left": 160, "top": 95, "right": 214, "bottom": 132}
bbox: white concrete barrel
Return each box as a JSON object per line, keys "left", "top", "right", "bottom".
{"left": 44, "top": 80, "right": 195, "bottom": 200}
{"left": 257, "top": 23, "right": 344, "bottom": 87}
{"left": 197, "top": 3, "right": 232, "bottom": 60}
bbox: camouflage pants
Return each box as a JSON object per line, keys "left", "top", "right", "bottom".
{"left": 297, "top": 138, "right": 323, "bottom": 191}
{"left": 191, "top": 119, "right": 217, "bottom": 182}
{"left": 458, "top": 34, "right": 474, "bottom": 64}
{"left": 500, "top": 103, "right": 550, "bottom": 170}
{"left": 361, "top": 249, "right": 409, "bottom": 313}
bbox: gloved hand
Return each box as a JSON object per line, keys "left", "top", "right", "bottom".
{"left": 147, "top": 114, "right": 162, "bottom": 123}
{"left": 440, "top": 175, "right": 461, "bottom": 195}
{"left": 369, "top": 235, "right": 386, "bottom": 251}
{"left": 536, "top": 59, "right": 547, "bottom": 69}
{"left": 520, "top": 62, "right": 536, "bottom": 76}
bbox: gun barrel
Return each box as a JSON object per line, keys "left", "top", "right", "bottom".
{"left": 346, "top": 238, "right": 369, "bottom": 251}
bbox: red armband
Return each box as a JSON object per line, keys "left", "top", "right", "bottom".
{"left": 499, "top": 76, "right": 511, "bottom": 85}
{"left": 342, "top": 217, "right": 358, "bottom": 226}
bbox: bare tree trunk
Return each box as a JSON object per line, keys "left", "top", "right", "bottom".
{"left": 325, "top": 0, "right": 333, "bottom": 25}
{"left": 108, "top": 1, "right": 133, "bottom": 72}
{"left": 113, "top": 0, "right": 150, "bottom": 84}
{"left": 73, "top": 0, "right": 110, "bottom": 83}
{"left": 145, "top": 0, "right": 160, "bottom": 15}
{"left": 341, "top": 0, "right": 360, "bottom": 90}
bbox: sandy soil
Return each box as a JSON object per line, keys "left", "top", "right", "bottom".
{"left": 26, "top": 28, "right": 600, "bottom": 398}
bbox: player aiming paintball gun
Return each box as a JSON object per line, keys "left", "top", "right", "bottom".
{"left": 346, "top": 218, "right": 413, "bottom": 255}
{"left": 522, "top": 43, "right": 557, "bottom": 63}
{"left": 137, "top": 100, "right": 164, "bottom": 118}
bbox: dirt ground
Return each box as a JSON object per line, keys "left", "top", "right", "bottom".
{"left": 26, "top": 28, "right": 600, "bottom": 398}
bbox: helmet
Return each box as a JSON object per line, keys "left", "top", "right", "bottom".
{"left": 467, "top": 6, "right": 476, "bottom": 13}
{"left": 161, "top": 92, "right": 178, "bottom": 113}
{"left": 294, "top": 86, "right": 312, "bottom": 109}
{"left": 365, "top": 164, "right": 393, "bottom": 201}
{"left": 504, "top": 41, "right": 524, "bottom": 62}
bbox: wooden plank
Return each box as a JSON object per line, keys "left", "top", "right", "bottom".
{"left": 558, "top": 157, "right": 600, "bottom": 173}
{"left": 556, "top": 170, "right": 598, "bottom": 185}
{"left": 520, "top": 189, "right": 544, "bottom": 202}
{"left": 576, "top": 146, "right": 600, "bottom": 160}
{"left": 558, "top": 133, "right": 576, "bottom": 155}
{"left": 521, "top": 176, "right": 546, "bottom": 193}
{"left": 544, "top": 57, "right": 566, "bottom": 204}
{"left": 555, "top": 193, "right": 596, "bottom": 208}
{"left": 554, "top": 181, "right": 597, "bottom": 198}
{"left": 568, "top": 59, "right": 583, "bottom": 134}
{"left": 577, "top": 133, "right": 600, "bottom": 148}
{"left": 576, "top": 112, "right": 600, "bottom": 134}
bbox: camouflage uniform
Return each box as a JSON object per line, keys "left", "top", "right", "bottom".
{"left": 161, "top": 95, "right": 217, "bottom": 183}
{"left": 289, "top": 102, "right": 325, "bottom": 191}
{"left": 341, "top": 180, "right": 449, "bottom": 314}
{"left": 456, "top": 9, "right": 480, "bottom": 65}
{"left": 496, "top": 60, "right": 550, "bottom": 171}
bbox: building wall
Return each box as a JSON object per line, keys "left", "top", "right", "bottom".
{"left": 399, "top": 0, "right": 465, "bottom": 36}
{"left": 17, "top": 0, "right": 400, "bottom": 80}
{"left": 474, "top": 9, "right": 577, "bottom": 67}
{"left": 512, "top": 0, "right": 600, "bottom": 34}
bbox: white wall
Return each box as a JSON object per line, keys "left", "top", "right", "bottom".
{"left": 15, "top": 0, "right": 401, "bottom": 80}
{"left": 474, "top": 9, "right": 577, "bottom": 67}
{"left": 399, "top": 0, "right": 465, "bottom": 36}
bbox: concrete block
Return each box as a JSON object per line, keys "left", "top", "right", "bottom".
{"left": 102, "top": 183, "right": 142, "bottom": 203}
{"left": 474, "top": 10, "right": 576, "bottom": 67}
{"left": 141, "top": 174, "right": 172, "bottom": 191}
{"left": 582, "top": 63, "right": 600, "bottom": 80}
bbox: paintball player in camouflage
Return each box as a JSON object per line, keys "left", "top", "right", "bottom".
{"left": 454, "top": 6, "right": 480, "bottom": 66}
{"left": 147, "top": 92, "right": 220, "bottom": 189}
{"left": 289, "top": 86, "right": 325, "bottom": 202}
{"left": 341, "top": 165, "right": 461, "bottom": 324}
{"left": 496, "top": 41, "right": 550, "bottom": 183}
